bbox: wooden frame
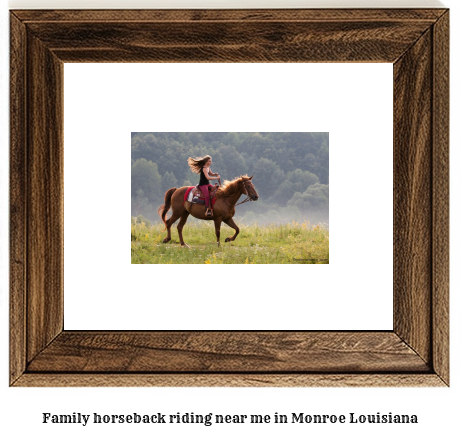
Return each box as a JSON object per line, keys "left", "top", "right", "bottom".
{"left": 10, "top": 9, "right": 449, "bottom": 387}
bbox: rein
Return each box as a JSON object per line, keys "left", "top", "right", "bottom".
{"left": 235, "top": 196, "right": 253, "bottom": 206}
{"left": 224, "top": 180, "right": 254, "bottom": 207}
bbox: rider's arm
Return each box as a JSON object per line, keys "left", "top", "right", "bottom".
{"left": 203, "top": 167, "right": 218, "bottom": 180}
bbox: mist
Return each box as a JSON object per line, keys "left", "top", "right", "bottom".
{"left": 131, "top": 132, "right": 329, "bottom": 227}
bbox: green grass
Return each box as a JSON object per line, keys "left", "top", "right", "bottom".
{"left": 131, "top": 219, "right": 329, "bottom": 264}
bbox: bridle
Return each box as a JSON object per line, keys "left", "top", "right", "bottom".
{"left": 235, "top": 180, "right": 254, "bottom": 206}
{"left": 222, "top": 179, "right": 256, "bottom": 207}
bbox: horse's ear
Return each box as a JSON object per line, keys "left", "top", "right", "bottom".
{"left": 249, "top": 175, "right": 253, "bottom": 180}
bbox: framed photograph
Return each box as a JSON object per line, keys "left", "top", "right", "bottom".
{"left": 10, "top": 9, "right": 449, "bottom": 386}
{"left": 129, "top": 131, "right": 329, "bottom": 264}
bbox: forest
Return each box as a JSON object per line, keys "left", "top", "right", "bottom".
{"left": 131, "top": 132, "right": 329, "bottom": 225}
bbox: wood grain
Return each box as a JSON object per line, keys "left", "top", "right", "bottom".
{"left": 9, "top": 13, "right": 27, "bottom": 385}
{"left": 393, "top": 28, "right": 433, "bottom": 364}
{"left": 12, "top": 9, "right": 447, "bottom": 23}
{"left": 27, "top": 21, "right": 432, "bottom": 63}
{"left": 13, "top": 374, "right": 446, "bottom": 388}
{"left": 9, "top": 9, "right": 449, "bottom": 387}
{"left": 432, "top": 11, "right": 450, "bottom": 385}
{"left": 26, "top": 34, "right": 64, "bottom": 362}
{"left": 27, "top": 332, "right": 429, "bottom": 373}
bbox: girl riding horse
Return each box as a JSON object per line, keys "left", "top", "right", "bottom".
{"left": 187, "top": 155, "right": 220, "bottom": 217}
{"left": 158, "top": 174, "right": 259, "bottom": 248}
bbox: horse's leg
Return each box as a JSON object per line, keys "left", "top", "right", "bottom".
{"left": 177, "top": 211, "right": 190, "bottom": 248}
{"left": 223, "top": 217, "right": 239, "bottom": 242}
{"left": 163, "top": 210, "right": 182, "bottom": 243}
{"left": 214, "top": 218, "right": 222, "bottom": 247}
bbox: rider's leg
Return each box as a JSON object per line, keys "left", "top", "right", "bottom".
{"left": 199, "top": 185, "right": 212, "bottom": 216}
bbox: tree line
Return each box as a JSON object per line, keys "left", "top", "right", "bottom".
{"left": 132, "top": 132, "right": 329, "bottom": 224}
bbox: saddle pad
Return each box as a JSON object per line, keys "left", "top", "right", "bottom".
{"left": 184, "top": 186, "right": 217, "bottom": 206}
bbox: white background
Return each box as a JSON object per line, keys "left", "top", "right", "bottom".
{"left": 64, "top": 63, "right": 392, "bottom": 330}
{"left": 1, "top": 1, "right": 459, "bottom": 436}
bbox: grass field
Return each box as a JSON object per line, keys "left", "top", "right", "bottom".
{"left": 131, "top": 219, "right": 329, "bottom": 264}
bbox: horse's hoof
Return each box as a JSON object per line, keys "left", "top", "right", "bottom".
{"left": 181, "top": 243, "right": 190, "bottom": 248}
{"left": 163, "top": 238, "right": 170, "bottom": 244}
{"left": 225, "top": 237, "right": 231, "bottom": 243}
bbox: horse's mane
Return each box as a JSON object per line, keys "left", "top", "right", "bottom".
{"left": 216, "top": 175, "right": 248, "bottom": 198}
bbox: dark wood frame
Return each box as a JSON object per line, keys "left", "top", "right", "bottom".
{"left": 10, "top": 9, "right": 449, "bottom": 387}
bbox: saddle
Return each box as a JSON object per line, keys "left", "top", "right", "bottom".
{"left": 185, "top": 184, "right": 220, "bottom": 206}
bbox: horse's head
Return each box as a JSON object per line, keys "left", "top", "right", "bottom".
{"left": 241, "top": 175, "right": 259, "bottom": 201}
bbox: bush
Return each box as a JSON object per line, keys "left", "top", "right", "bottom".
{"left": 287, "top": 183, "right": 329, "bottom": 212}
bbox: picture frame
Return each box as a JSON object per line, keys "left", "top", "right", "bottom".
{"left": 10, "top": 9, "right": 449, "bottom": 387}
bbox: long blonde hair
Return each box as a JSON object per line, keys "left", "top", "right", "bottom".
{"left": 187, "top": 155, "right": 211, "bottom": 174}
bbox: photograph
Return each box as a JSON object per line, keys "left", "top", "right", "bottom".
{"left": 131, "top": 132, "right": 329, "bottom": 264}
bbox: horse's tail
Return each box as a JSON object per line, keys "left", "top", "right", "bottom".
{"left": 158, "top": 187, "right": 177, "bottom": 229}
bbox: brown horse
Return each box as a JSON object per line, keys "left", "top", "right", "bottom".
{"left": 158, "top": 175, "right": 259, "bottom": 247}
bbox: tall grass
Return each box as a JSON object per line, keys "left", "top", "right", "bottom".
{"left": 131, "top": 218, "right": 329, "bottom": 264}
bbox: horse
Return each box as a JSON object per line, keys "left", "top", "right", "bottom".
{"left": 158, "top": 175, "right": 259, "bottom": 247}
